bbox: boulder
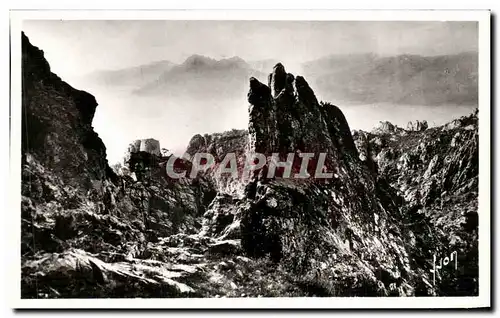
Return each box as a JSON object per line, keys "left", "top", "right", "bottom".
{"left": 372, "top": 121, "right": 396, "bottom": 134}
{"left": 406, "top": 120, "right": 428, "bottom": 132}
{"left": 208, "top": 239, "right": 242, "bottom": 256}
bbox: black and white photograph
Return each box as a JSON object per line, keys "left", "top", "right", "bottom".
{"left": 9, "top": 9, "right": 491, "bottom": 309}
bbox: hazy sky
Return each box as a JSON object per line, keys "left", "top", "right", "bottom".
{"left": 23, "top": 20, "right": 477, "bottom": 78}
{"left": 22, "top": 20, "right": 478, "bottom": 164}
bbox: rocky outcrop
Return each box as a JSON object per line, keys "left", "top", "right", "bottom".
{"left": 185, "top": 129, "right": 249, "bottom": 195}
{"left": 232, "top": 64, "right": 426, "bottom": 296}
{"left": 186, "top": 129, "right": 248, "bottom": 162}
{"left": 122, "top": 138, "right": 163, "bottom": 182}
{"left": 22, "top": 32, "right": 113, "bottom": 191}
{"left": 406, "top": 120, "right": 429, "bottom": 132}
{"left": 21, "top": 34, "right": 216, "bottom": 298}
{"left": 353, "top": 110, "right": 479, "bottom": 295}
{"left": 249, "top": 67, "right": 341, "bottom": 159}
{"left": 20, "top": 33, "right": 479, "bottom": 298}
{"left": 126, "top": 139, "right": 161, "bottom": 158}
{"left": 370, "top": 121, "right": 407, "bottom": 136}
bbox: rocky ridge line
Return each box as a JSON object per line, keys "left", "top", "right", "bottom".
{"left": 21, "top": 32, "right": 478, "bottom": 298}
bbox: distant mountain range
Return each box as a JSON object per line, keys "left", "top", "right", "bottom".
{"left": 82, "top": 60, "right": 175, "bottom": 89}
{"left": 81, "top": 52, "right": 478, "bottom": 106}
{"left": 302, "top": 52, "right": 478, "bottom": 106}
{"left": 134, "top": 55, "right": 265, "bottom": 99}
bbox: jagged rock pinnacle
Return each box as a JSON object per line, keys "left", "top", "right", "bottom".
{"left": 268, "top": 63, "right": 288, "bottom": 98}
{"left": 248, "top": 77, "right": 271, "bottom": 106}
{"left": 294, "top": 75, "right": 318, "bottom": 107}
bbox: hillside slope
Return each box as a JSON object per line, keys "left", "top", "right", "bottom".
{"left": 353, "top": 111, "right": 479, "bottom": 295}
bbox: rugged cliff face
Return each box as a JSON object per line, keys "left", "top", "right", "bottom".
{"left": 234, "top": 64, "right": 422, "bottom": 296}
{"left": 22, "top": 32, "right": 112, "bottom": 190}
{"left": 353, "top": 111, "right": 479, "bottom": 295}
{"left": 20, "top": 33, "right": 478, "bottom": 298}
{"left": 21, "top": 33, "right": 217, "bottom": 298}
{"left": 186, "top": 129, "right": 249, "bottom": 195}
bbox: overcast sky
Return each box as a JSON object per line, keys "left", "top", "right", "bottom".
{"left": 22, "top": 20, "right": 478, "bottom": 164}
{"left": 23, "top": 20, "right": 477, "bottom": 79}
